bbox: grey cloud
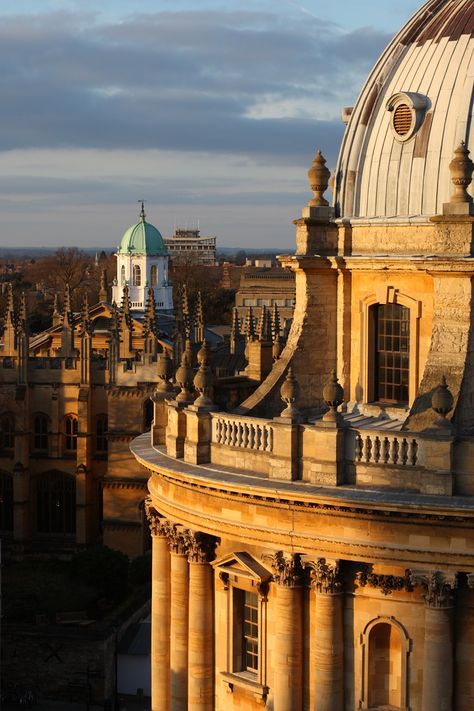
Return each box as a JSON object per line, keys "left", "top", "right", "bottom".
{"left": 0, "top": 10, "right": 389, "bottom": 160}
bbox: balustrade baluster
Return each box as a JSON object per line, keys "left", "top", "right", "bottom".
{"left": 410, "top": 439, "right": 418, "bottom": 466}
{"left": 364, "top": 436, "right": 372, "bottom": 463}
{"left": 383, "top": 437, "right": 390, "bottom": 463}
{"left": 355, "top": 434, "right": 363, "bottom": 462}
{"left": 401, "top": 438, "right": 408, "bottom": 465}
{"left": 374, "top": 436, "right": 381, "bottom": 463}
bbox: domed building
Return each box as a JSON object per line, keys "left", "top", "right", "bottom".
{"left": 133, "top": 2, "right": 474, "bottom": 710}
{"left": 112, "top": 202, "right": 173, "bottom": 312}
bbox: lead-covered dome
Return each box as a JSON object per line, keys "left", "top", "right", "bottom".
{"left": 335, "top": 0, "right": 474, "bottom": 220}
{"left": 118, "top": 205, "right": 168, "bottom": 255}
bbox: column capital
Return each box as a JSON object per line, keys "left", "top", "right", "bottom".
{"left": 410, "top": 569, "right": 457, "bottom": 608}
{"left": 185, "top": 530, "right": 219, "bottom": 563}
{"left": 144, "top": 498, "right": 171, "bottom": 538}
{"left": 356, "top": 569, "right": 413, "bottom": 596}
{"left": 168, "top": 525, "right": 190, "bottom": 556}
{"left": 303, "top": 557, "right": 342, "bottom": 594}
{"left": 264, "top": 550, "right": 303, "bottom": 587}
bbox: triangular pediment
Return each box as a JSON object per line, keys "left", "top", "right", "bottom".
{"left": 212, "top": 551, "right": 271, "bottom": 583}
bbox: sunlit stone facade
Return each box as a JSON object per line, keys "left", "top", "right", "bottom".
{"left": 133, "top": 2, "right": 474, "bottom": 709}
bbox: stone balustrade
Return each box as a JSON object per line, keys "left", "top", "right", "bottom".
{"left": 353, "top": 431, "right": 422, "bottom": 468}
{"left": 212, "top": 413, "right": 274, "bottom": 453}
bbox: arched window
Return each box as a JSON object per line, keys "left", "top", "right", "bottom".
{"left": 372, "top": 303, "right": 410, "bottom": 404}
{"left": 150, "top": 265, "right": 157, "bottom": 286}
{"left": 133, "top": 264, "right": 141, "bottom": 286}
{"left": 35, "top": 471, "right": 76, "bottom": 534}
{"left": 360, "top": 617, "right": 410, "bottom": 711}
{"left": 0, "top": 414, "right": 15, "bottom": 452}
{"left": 368, "top": 623, "right": 402, "bottom": 708}
{"left": 0, "top": 471, "right": 13, "bottom": 531}
{"left": 96, "top": 414, "right": 108, "bottom": 454}
{"left": 64, "top": 415, "right": 78, "bottom": 452}
{"left": 121, "top": 265, "right": 126, "bottom": 286}
{"left": 144, "top": 399, "right": 154, "bottom": 430}
{"left": 33, "top": 413, "right": 49, "bottom": 452}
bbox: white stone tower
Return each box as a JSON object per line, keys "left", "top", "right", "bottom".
{"left": 112, "top": 202, "right": 173, "bottom": 312}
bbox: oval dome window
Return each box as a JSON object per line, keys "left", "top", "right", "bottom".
{"left": 393, "top": 104, "right": 413, "bottom": 137}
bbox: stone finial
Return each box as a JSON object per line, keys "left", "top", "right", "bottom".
{"left": 175, "top": 352, "right": 194, "bottom": 404}
{"left": 431, "top": 375, "right": 454, "bottom": 427}
{"left": 156, "top": 348, "right": 174, "bottom": 394}
{"left": 323, "top": 370, "right": 344, "bottom": 423}
{"left": 193, "top": 344, "right": 214, "bottom": 408}
{"left": 449, "top": 142, "right": 474, "bottom": 203}
{"left": 307, "top": 149, "right": 331, "bottom": 207}
{"left": 197, "top": 338, "right": 211, "bottom": 366}
{"left": 279, "top": 367, "right": 300, "bottom": 419}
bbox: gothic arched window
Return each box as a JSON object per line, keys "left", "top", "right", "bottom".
{"left": 150, "top": 265, "right": 157, "bottom": 286}
{"left": 0, "top": 414, "right": 15, "bottom": 452}
{"left": 372, "top": 303, "right": 410, "bottom": 404}
{"left": 64, "top": 414, "right": 78, "bottom": 452}
{"left": 96, "top": 414, "right": 108, "bottom": 454}
{"left": 121, "top": 265, "right": 126, "bottom": 286}
{"left": 133, "top": 264, "right": 141, "bottom": 286}
{"left": 33, "top": 413, "right": 49, "bottom": 452}
{"left": 0, "top": 471, "right": 13, "bottom": 531}
{"left": 35, "top": 470, "right": 76, "bottom": 534}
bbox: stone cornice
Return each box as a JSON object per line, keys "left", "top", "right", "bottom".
{"left": 409, "top": 570, "right": 458, "bottom": 608}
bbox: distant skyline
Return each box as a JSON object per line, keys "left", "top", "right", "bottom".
{"left": 0, "top": 0, "right": 421, "bottom": 249}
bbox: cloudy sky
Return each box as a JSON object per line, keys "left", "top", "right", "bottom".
{"left": 0, "top": 0, "right": 421, "bottom": 250}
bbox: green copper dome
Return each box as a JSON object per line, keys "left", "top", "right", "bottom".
{"left": 118, "top": 204, "right": 168, "bottom": 256}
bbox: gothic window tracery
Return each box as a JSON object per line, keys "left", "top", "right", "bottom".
{"left": 35, "top": 470, "right": 76, "bottom": 534}
{"left": 33, "top": 413, "right": 49, "bottom": 452}
{"left": 0, "top": 471, "right": 13, "bottom": 531}
{"left": 64, "top": 414, "right": 78, "bottom": 452}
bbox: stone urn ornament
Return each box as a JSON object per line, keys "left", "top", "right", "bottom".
{"left": 307, "top": 149, "right": 331, "bottom": 207}
{"left": 431, "top": 375, "right": 454, "bottom": 428}
{"left": 280, "top": 367, "right": 300, "bottom": 420}
{"left": 175, "top": 352, "right": 194, "bottom": 404}
{"left": 193, "top": 350, "right": 214, "bottom": 408}
{"left": 156, "top": 349, "right": 174, "bottom": 394}
{"left": 323, "top": 370, "right": 344, "bottom": 423}
{"left": 449, "top": 142, "right": 474, "bottom": 203}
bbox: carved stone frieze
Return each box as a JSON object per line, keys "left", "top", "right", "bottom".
{"left": 185, "top": 530, "right": 219, "bottom": 563}
{"left": 264, "top": 551, "right": 303, "bottom": 587}
{"left": 410, "top": 570, "right": 457, "bottom": 608}
{"left": 304, "top": 558, "right": 342, "bottom": 594}
{"left": 356, "top": 570, "right": 413, "bottom": 596}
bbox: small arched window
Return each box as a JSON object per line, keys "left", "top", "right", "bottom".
{"left": 144, "top": 399, "right": 154, "bottom": 430}
{"left": 64, "top": 415, "right": 78, "bottom": 452}
{"left": 0, "top": 414, "right": 15, "bottom": 452}
{"left": 150, "top": 265, "right": 157, "bottom": 286}
{"left": 96, "top": 414, "right": 108, "bottom": 454}
{"left": 33, "top": 413, "right": 49, "bottom": 452}
{"left": 133, "top": 264, "right": 141, "bottom": 286}
{"left": 35, "top": 471, "right": 76, "bottom": 534}
{"left": 121, "top": 265, "right": 126, "bottom": 286}
{"left": 0, "top": 471, "right": 13, "bottom": 531}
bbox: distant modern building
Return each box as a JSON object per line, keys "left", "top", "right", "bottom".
{"left": 164, "top": 228, "right": 216, "bottom": 265}
{"left": 235, "top": 265, "right": 295, "bottom": 331}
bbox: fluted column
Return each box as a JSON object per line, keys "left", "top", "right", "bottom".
{"left": 411, "top": 570, "right": 457, "bottom": 711}
{"left": 267, "top": 551, "right": 303, "bottom": 711}
{"left": 305, "top": 558, "right": 344, "bottom": 711}
{"left": 186, "top": 531, "right": 218, "bottom": 711}
{"left": 169, "top": 527, "right": 190, "bottom": 711}
{"left": 146, "top": 504, "right": 171, "bottom": 711}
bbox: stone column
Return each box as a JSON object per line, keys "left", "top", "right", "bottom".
{"left": 267, "top": 551, "right": 303, "bottom": 711}
{"left": 186, "top": 531, "right": 218, "bottom": 711}
{"left": 169, "top": 527, "right": 190, "bottom": 711}
{"left": 411, "top": 570, "right": 457, "bottom": 711}
{"left": 305, "top": 558, "right": 344, "bottom": 711}
{"left": 146, "top": 503, "right": 171, "bottom": 711}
